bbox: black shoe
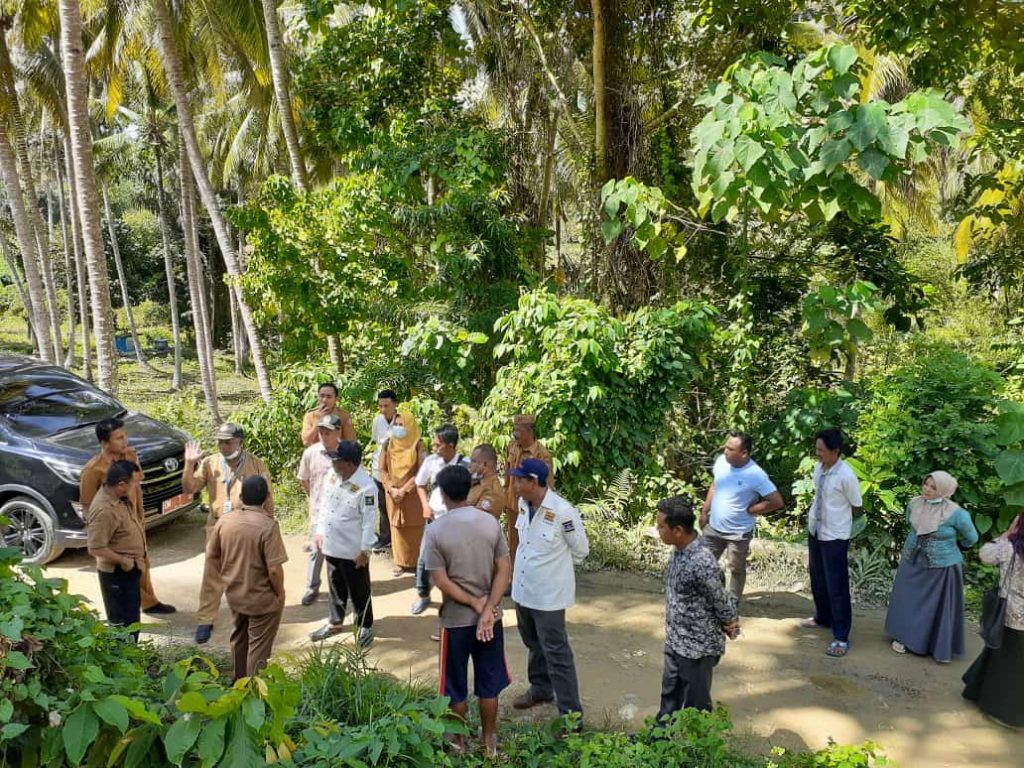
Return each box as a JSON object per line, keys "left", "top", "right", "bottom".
{"left": 310, "top": 623, "right": 345, "bottom": 642}
{"left": 371, "top": 538, "right": 391, "bottom": 553}
{"left": 143, "top": 602, "right": 177, "bottom": 615}
{"left": 301, "top": 589, "right": 319, "bottom": 606}
{"left": 194, "top": 624, "right": 213, "bottom": 644}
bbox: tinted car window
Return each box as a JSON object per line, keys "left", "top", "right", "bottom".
{"left": 0, "top": 374, "right": 124, "bottom": 438}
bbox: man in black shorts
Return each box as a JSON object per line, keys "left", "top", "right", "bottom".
{"left": 422, "top": 464, "right": 512, "bottom": 755}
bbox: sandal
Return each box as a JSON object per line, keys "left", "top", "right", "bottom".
{"left": 391, "top": 566, "right": 405, "bottom": 577}
{"left": 891, "top": 640, "right": 906, "bottom": 654}
{"left": 799, "top": 617, "right": 827, "bottom": 629}
{"left": 825, "top": 640, "right": 849, "bottom": 657}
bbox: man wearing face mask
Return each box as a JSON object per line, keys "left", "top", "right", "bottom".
{"left": 183, "top": 423, "right": 274, "bottom": 644}
{"left": 467, "top": 444, "right": 507, "bottom": 521}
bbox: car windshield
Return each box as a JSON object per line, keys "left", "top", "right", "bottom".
{"left": 0, "top": 373, "right": 125, "bottom": 438}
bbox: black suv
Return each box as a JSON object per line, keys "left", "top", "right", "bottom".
{"left": 0, "top": 354, "right": 199, "bottom": 564}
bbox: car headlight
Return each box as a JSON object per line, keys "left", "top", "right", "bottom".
{"left": 43, "top": 458, "right": 83, "bottom": 486}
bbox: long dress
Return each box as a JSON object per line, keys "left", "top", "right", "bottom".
{"left": 382, "top": 459, "right": 423, "bottom": 569}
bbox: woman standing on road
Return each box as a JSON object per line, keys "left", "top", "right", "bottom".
{"left": 962, "top": 515, "right": 1024, "bottom": 728}
{"left": 380, "top": 411, "right": 426, "bottom": 577}
{"left": 884, "top": 471, "right": 978, "bottom": 663}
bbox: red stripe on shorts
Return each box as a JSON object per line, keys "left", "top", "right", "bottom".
{"left": 438, "top": 627, "right": 448, "bottom": 695}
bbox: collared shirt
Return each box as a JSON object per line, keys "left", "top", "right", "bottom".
{"left": 80, "top": 447, "right": 144, "bottom": 517}
{"left": 664, "top": 537, "right": 738, "bottom": 659}
{"left": 297, "top": 441, "right": 334, "bottom": 527}
{"left": 316, "top": 467, "right": 378, "bottom": 560}
{"left": 86, "top": 485, "right": 146, "bottom": 573}
{"left": 301, "top": 408, "right": 356, "bottom": 447}
{"left": 808, "top": 458, "right": 862, "bottom": 541}
{"left": 468, "top": 475, "right": 506, "bottom": 520}
{"left": 415, "top": 453, "right": 469, "bottom": 518}
{"left": 206, "top": 504, "right": 288, "bottom": 616}
{"left": 709, "top": 454, "right": 777, "bottom": 535}
{"left": 512, "top": 488, "right": 589, "bottom": 611}
{"left": 193, "top": 451, "right": 273, "bottom": 522}
{"left": 505, "top": 440, "right": 554, "bottom": 514}
{"left": 370, "top": 413, "right": 395, "bottom": 481}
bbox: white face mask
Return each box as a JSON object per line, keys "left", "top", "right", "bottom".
{"left": 224, "top": 449, "right": 242, "bottom": 461}
{"left": 391, "top": 426, "right": 408, "bottom": 440}
{"left": 471, "top": 472, "right": 483, "bottom": 483}
{"left": 926, "top": 497, "right": 945, "bottom": 505}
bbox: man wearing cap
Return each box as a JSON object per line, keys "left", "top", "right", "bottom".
{"left": 468, "top": 444, "right": 507, "bottom": 522}
{"left": 504, "top": 415, "right": 554, "bottom": 575}
{"left": 508, "top": 458, "right": 589, "bottom": 723}
{"left": 297, "top": 414, "right": 344, "bottom": 606}
{"left": 183, "top": 423, "right": 274, "bottom": 644}
{"left": 301, "top": 382, "right": 356, "bottom": 447}
{"left": 309, "top": 441, "right": 378, "bottom": 648}
{"left": 206, "top": 476, "right": 288, "bottom": 681}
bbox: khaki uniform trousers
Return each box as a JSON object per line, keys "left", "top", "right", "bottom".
{"left": 198, "top": 521, "right": 226, "bottom": 623}
{"left": 229, "top": 609, "right": 283, "bottom": 681}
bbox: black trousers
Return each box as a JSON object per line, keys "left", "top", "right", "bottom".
{"left": 98, "top": 566, "right": 142, "bottom": 642}
{"left": 808, "top": 535, "right": 852, "bottom": 642}
{"left": 375, "top": 480, "right": 391, "bottom": 545}
{"left": 514, "top": 604, "right": 583, "bottom": 715}
{"left": 657, "top": 648, "right": 718, "bottom": 719}
{"left": 326, "top": 555, "right": 374, "bottom": 629}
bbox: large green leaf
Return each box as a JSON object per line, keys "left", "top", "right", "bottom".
{"left": 93, "top": 698, "right": 129, "bottom": 734}
{"left": 827, "top": 44, "right": 859, "bottom": 76}
{"left": 63, "top": 706, "right": 100, "bottom": 766}
{"left": 856, "top": 148, "right": 890, "bottom": 180}
{"left": 995, "top": 449, "right": 1024, "bottom": 485}
{"left": 164, "top": 716, "right": 202, "bottom": 766}
{"left": 819, "top": 138, "right": 852, "bottom": 173}
{"left": 848, "top": 102, "right": 888, "bottom": 151}
{"left": 734, "top": 134, "right": 766, "bottom": 171}
{"left": 197, "top": 717, "right": 227, "bottom": 767}
{"left": 995, "top": 410, "right": 1024, "bottom": 446}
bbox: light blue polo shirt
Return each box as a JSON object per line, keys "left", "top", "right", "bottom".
{"left": 708, "top": 454, "right": 777, "bottom": 535}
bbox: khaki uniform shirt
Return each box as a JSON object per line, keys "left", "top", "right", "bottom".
{"left": 80, "top": 448, "right": 144, "bottom": 518}
{"left": 468, "top": 475, "right": 506, "bottom": 520}
{"left": 301, "top": 408, "right": 356, "bottom": 447}
{"left": 86, "top": 485, "right": 146, "bottom": 573}
{"left": 504, "top": 440, "right": 554, "bottom": 515}
{"left": 206, "top": 504, "right": 288, "bottom": 616}
{"left": 193, "top": 451, "right": 274, "bottom": 523}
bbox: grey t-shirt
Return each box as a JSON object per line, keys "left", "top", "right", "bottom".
{"left": 422, "top": 505, "right": 510, "bottom": 629}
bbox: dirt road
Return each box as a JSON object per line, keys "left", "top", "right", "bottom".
{"left": 45, "top": 513, "right": 1023, "bottom": 768}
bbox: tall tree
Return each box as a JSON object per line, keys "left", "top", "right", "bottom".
{"left": 101, "top": 183, "right": 152, "bottom": 371}
{"left": 260, "top": 0, "right": 306, "bottom": 192}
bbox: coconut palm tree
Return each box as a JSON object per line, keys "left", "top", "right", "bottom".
{"left": 260, "top": 0, "right": 305, "bottom": 192}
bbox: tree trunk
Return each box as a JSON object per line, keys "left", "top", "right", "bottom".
{"left": 102, "top": 183, "right": 152, "bottom": 371}
{"left": 153, "top": 0, "right": 272, "bottom": 402}
{"left": 56, "top": 155, "right": 77, "bottom": 368}
{"left": 178, "top": 137, "right": 220, "bottom": 423}
{"left": 233, "top": 228, "right": 249, "bottom": 372}
{"left": 260, "top": 0, "right": 307, "bottom": 192}
{"left": 40, "top": 158, "right": 64, "bottom": 362}
{"left": 591, "top": 0, "right": 607, "bottom": 184}
{"left": 154, "top": 150, "right": 182, "bottom": 389}
{"left": 63, "top": 127, "right": 91, "bottom": 381}
{"left": 0, "top": 232, "right": 36, "bottom": 347}
{"left": 60, "top": 0, "right": 117, "bottom": 394}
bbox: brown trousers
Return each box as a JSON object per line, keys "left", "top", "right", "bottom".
{"left": 229, "top": 609, "right": 282, "bottom": 681}
{"left": 197, "top": 524, "right": 225, "bottom": 623}
{"left": 139, "top": 554, "right": 159, "bottom": 609}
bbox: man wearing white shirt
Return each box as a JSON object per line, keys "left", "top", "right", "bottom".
{"left": 508, "top": 458, "right": 589, "bottom": 724}
{"left": 309, "top": 441, "right": 378, "bottom": 648}
{"left": 369, "top": 390, "right": 399, "bottom": 552}
{"left": 410, "top": 424, "right": 469, "bottom": 616}
{"left": 800, "top": 428, "right": 863, "bottom": 658}
{"left": 298, "top": 414, "right": 343, "bottom": 606}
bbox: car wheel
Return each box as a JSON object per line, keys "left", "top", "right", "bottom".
{"left": 0, "top": 496, "right": 63, "bottom": 565}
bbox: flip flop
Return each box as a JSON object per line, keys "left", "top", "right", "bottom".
{"left": 799, "top": 617, "right": 827, "bottom": 629}
{"left": 826, "top": 640, "right": 850, "bottom": 657}
{"left": 891, "top": 640, "right": 906, "bottom": 654}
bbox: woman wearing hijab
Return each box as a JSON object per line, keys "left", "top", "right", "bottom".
{"left": 380, "top": 411, "right": 426, "bottom": 577}
{"left": 884, "top": 471, "right": 979, "bottom": 663}
{"left": 962, "top": 514, "right": 1024, "bottom": 728}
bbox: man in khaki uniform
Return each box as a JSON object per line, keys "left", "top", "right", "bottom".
{"left": 206, "top": 476, "right": 288, "bottom": 681}
{"left": 301, "top": 382, "right": 356, "bottom": 447}
{"left": 468, "top": 444, "right": 507, "bottom": 521}
{"left": 183, "top": 423, "right": 274, "bottom": 643}
{"left": 86, "top": 460, "right": 148, "bottom": 641}
{"left": 504, "top": 415, "right": 554, "bottom": 572}
{"left": 80, "top": 418, "right": 175, "bottom": 615}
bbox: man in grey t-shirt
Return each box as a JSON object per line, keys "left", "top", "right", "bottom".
{"left": 422, "top": 465, "right": 511, "bottom": 756}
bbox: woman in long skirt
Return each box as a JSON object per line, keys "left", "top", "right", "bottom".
{"left": 380, "top": 411, "right": 425, "bottom": 576}
{"left": 884, "top": 471, "right": 978, "bottom": 663}
{"left": 963, "top": 515, "right": 1024, "bottom": 728}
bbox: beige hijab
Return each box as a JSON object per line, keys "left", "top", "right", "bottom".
{"left": 909, "top": 471, "right": 959, "bottom": 536}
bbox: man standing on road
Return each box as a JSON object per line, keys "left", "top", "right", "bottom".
{"left": 80, "top": 417, "right": 175, "bottom": 615}
{"left": 205, "top": 476, "right": 288, "bottom": 681}
{"left": 309, "top": 441, "right": 378, "bottom": 648}
{"left": 504, "top": 415, "right": 554, "bottom": 577}
{"left": 297, "top": 415, "right": 343, "bottom": 606}
{"left": 86, "top": 460, "right": 147, "bottom": 641}
{"left": 369, "top": 390, "right": 399, "bottom": 552}
{"left": 410, "top": 424, "right": 469, "bottom": 617}
{"left": 656, "top": 495, "right": 740, "bottom": 719}
{"left": 508, "top": 458, "right": 588, "bottom": 726}
{"left": 800, "top": 428, "right": 863, "bottom": 659}
{"left": 699, "top": 431, "right": 784, "bottom": 603}
{"left": 301, "top": 382, "right": 356, "bottom": 447}
{"left": 183, "top": 423, "right": 274, "bottom": 644}
{"left": 422, "top": 465, "right": 511, "bottom": 756}
{"left": 467, "top": 444, "right": 507, "bottom": 521}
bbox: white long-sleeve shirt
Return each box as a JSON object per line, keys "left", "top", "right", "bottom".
{"left": 316, "top": 468, "right": 378, "bottom": 559}
{"left": 512, "top": 488, "right": 589, "bottom": 611}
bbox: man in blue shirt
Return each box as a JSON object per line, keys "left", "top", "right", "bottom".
{"left": 699, "top": 431, "right": 784, "bottom": 603}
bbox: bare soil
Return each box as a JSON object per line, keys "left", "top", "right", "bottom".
{"left": 45, "top": 512, "right": 1024, "bottom": 768}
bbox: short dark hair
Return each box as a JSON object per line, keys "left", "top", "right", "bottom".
{"left": 333, "top": 440, "right": 363, "bottom": 465}
{"left": 434, "top": 423, "right": 459, "bottom": 446}
{"left": 436, "top": 465, "right": 472, "bottom": 503}
{"left": 96, "top": 417, "right": 125, "bottom": 444}
{"left": 472, "top": 444, "right": 498, "bottom": 464}
{"left": 656, "top": 496, "right": 696, "bottom": 533}
{"left": 377, "top": 389, "right": 398, "bottom": 403}
{"left": 815, "top": 428, "right": 844, "bottom": 453}
{"left": 318, "top": 382, "right": 339, "bottom": 397}
{"left": 241, "top": 476, "right": 269, "bottom": 506}
{"left": 105, "top": 459, "right": 139, "bottom": 487}
{"left": 727, "top": 430, "right": 752, "bottom": 454}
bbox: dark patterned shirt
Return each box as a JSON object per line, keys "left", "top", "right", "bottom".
{"left": 664, "top": 538, "right": 738, "bottom": 659}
